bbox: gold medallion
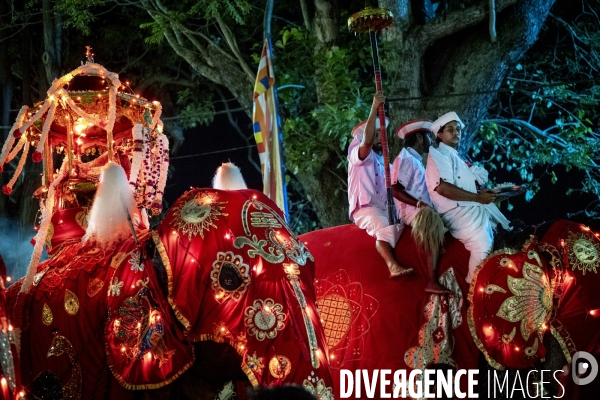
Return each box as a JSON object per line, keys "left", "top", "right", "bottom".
{"left": 566, "top": 230, "right": 600, "bottom": 275}
{"left": 42, "top": 303, "right": 53, "bottom": 326}
{"left": 269, "top": 355, "right": 291, "bottom": 379}
{"left": 64, "top": 289, "right": 80, "bottom": 316}
{"left": 172, "top": 191, "right": 228, "bottom": 239}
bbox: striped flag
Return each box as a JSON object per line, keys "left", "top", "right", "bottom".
{"left": 252, "top": 38, "right": 288, "bottom": 218}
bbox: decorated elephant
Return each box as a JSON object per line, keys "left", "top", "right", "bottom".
{"left": 0, "top": 60, "right": 333, "bottom": 400}
{"left": 299, "top": 220, "right": 600, "bottom": 398}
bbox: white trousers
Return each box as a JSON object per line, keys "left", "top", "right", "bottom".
{"left": 353, "top": 207, "right": 402, "bottom": 247}
{"left": 442, "top": 203, "right": 510, "bottom": 282}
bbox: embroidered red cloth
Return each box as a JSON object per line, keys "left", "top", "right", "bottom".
{"left": 155, "top": 189, "right": 333, "bottom": 395}
{"left": 6, "top": 233, "right": 193, "bottom": 398}
{"left": 469, "top": 220, "right": 600, "bottom": 371}
{"left": 299, "top": 224, "right": 478, "bottom": 397}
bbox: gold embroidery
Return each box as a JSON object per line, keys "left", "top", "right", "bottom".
{"left": 42, "top": 303, "right": 53, "bottom": 326}
{"left": 501, "top": 327, "right": 516, "bottom": 344}
{"left": 496, "top": 254, "right": 553, "bottom": 341}
{"left": 171, "top": 191, "right": 227, "bottom": 239}
{"left": 64, "top": 289, "right": 80, "bottom": 316}
{"left": 284, "top": 263, "right": 320, "bottom": 369}
{"left": 303, "top": 376, "right": 334, "bottom": 400}
{"left": 319, "top": 294, "right": 352, "bottom": 348}
{"left": 566, "top": 230, "right": 600, "bottom": 275}
{"left": 47, "top": 333, "right": 81, "bottom": 400}
{"left": 315, "top": 269, "right": 378, "bottom": 369}
{"left": 87, "top": 278, "right": 104, "bottom": 297}
{"left": 111, "top": 252, "right": 128, "bottom": 269}
{"left": 485, "top": 284, "right": 507, "bottom": 295}
{"left": 210, "top": 251, "right": 251, "bottom": 302}
{"left": 246, "top": 352, "right": 265, "bottom": 374}
{"left": 525, "top": 338, "right": 539, "bottom": 357}
{"left": 249, "top": 212, "right": 281, "bottom": 229}
{"left": 75, "top": 210, "right": 89, "bottom": 229}
{"left": 268, "top": 355, "right": 291, "bottom": 379}
{"left": 499, "top": 257, "right": 518, "bottom": 272}
{"left": 108, "top": 277, "right": 124, "bottom": 297}
{"left": 46, "top": 222, "right": 55, "bottom": 248}
{"left": 244, "top": 299, "right": 286, "bottom": 341}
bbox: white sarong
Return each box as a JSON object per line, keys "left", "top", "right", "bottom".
{"left": 353, "top": 207, "right": 402, "bottom": 247}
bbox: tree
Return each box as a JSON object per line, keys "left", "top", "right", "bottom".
{"left": 5, "top": 0, "right": 600, "bottom": 232}
{"left": 106, "top": 0, "right": 558, "bottom": 227}
{"left": 476, "top": 1, "right": 600, "bottom": 218}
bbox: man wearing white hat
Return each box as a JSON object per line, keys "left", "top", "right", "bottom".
{"left": 425, "top": 112, "right": 511, "bottom": 282}
{"left": 392, "top": 120, "right": 434, "bottom": 226}
{"left": 348, "top": 91, "right": 413, "bottom": 279}
{"left": 392, "top": 120, "right": 449, "bottom": 293}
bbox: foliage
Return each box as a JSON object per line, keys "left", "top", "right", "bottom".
{"left": 176, "top": 88, "right": 215, "bottom": 129}
{"left": 274, "top": 25, "right": 376, "bottom": 181}
{"left": 56, "top": 0, "right": 107, "bottom": 35}
{"left": 473, "top": 2, "right": 600, "bottom": 217}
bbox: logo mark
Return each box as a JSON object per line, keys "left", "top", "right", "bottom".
{"left": 572, "top": 351, "right": 598, "bottom": 385}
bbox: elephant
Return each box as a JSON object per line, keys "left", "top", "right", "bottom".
{"left": 0, "top": 60, "right": 334, "bottom": 400}
{"left": 299, "top": 220, "right": 600, "bottom": 399}
{"left": 4, "top": 188, "right": 334, "bottom": 400}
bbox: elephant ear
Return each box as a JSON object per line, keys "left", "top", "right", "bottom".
{"left": 468, "top": 241, "right": 551, "bottom": 369}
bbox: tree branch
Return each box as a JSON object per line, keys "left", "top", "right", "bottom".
{"left": 300, "top": 0, "right": 312, "bottom": 33}
{"left": 416, "top": 0, "right": 519, "bottom": 46}
{"left": 214, "top": 13, "right": 255, "bottom": 81}
{"left": 485, "top": 118, "right": 570, "bottom": 148}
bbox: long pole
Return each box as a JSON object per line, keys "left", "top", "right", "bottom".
{"left": 369, "top": 31, "right": 394, "bottom": 225}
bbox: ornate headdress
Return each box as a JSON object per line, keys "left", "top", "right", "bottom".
{"left": 0, "top": 51, "right": 169, "bottom": 292}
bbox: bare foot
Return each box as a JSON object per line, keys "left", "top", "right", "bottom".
{"left": 424, "top": 280, "right": 451, "bottom": 294}
{"left": 388, "top": 262, "right": 413, "bottom": 280}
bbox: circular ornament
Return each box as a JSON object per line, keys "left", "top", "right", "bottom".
{"left": 269, "top": 355, "right": 291, "bottom": 379}
{"left": 244, "top": 299, "right": 286, "bottom": 341}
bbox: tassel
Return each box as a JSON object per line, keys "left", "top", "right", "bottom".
{"left": 412, "top": 206, "right": 445, "bottom": 256}
{"left": 212, "top": 162, "right": 248, "bottom": 190}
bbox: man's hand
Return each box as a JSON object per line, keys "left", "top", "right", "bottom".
{"left": 372, "top": 91, "right": 385, "bottom": 111}
{"left": 359, "top": 91, "right": 386, "bottom": 160}
{"left": 476, "top": 189, "right": 498, "bottom": 204}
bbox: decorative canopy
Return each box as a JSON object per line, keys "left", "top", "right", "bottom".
{"left": 0, "top": 53, "right": 168, "bottom": 214}
{"left": 0, "top": 51, "right": 170, "bottom": 293}
{"left": 348, "top": 7, "right": 394, "bottom": 34}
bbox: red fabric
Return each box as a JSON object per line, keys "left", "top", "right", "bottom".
{"left": 469, "top": 220, "right": 600, "bottom": 370}
{"left": 299, "top": 224, "right": 479, "bottom": 398}
{"left": 47, "top": 208, "right": 88, "bottom": 255}
{"left": 6, "top": 233, "right": 193, "bottom": 398}
{"left": 156, "top": 189, "right": 334, "bottom": 392}
{"left": 469, "top": 242, "right": 548, "bottom": 369}
{"left": 539, "top": 221, "right": 600, "bottom": 356}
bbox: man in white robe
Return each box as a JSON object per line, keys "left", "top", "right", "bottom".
{"left": 392, "top": 120, "right": 449, "bottom": 293}
{"left": 348, "top": 92, "right": 412, "bottom": 279}
{"left": 425, "top": 112, "right": 511, "bottom": 282}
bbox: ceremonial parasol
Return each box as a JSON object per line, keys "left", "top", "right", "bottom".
{"left": 348, "top": 7, "right": 395, "bottom": 224}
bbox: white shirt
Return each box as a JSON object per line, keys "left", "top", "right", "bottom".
{"left": 391, "top": 147, "right": 431, "bottom": 220}
{"left": 347, "top": 135, "right": 387, "bottom": 220}
{"left": 425, "top": 142, "right": 483, "bottom": 214}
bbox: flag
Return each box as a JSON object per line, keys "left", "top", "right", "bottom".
{"left": 252, "top": 38, "right": 288, "bottom": 218}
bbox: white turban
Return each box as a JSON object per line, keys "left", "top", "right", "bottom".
{"left": 351, "top": 117, "right": 389, "bottom": 138}
{"left": 431, "top": 112, "right": 464, "bottom": 135}
{"left": 396, "top": 119, "right": 433, "bottom": 139}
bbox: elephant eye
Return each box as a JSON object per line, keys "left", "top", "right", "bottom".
{"left": 219, "top": 262, "right": 244, "bottom": 291}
